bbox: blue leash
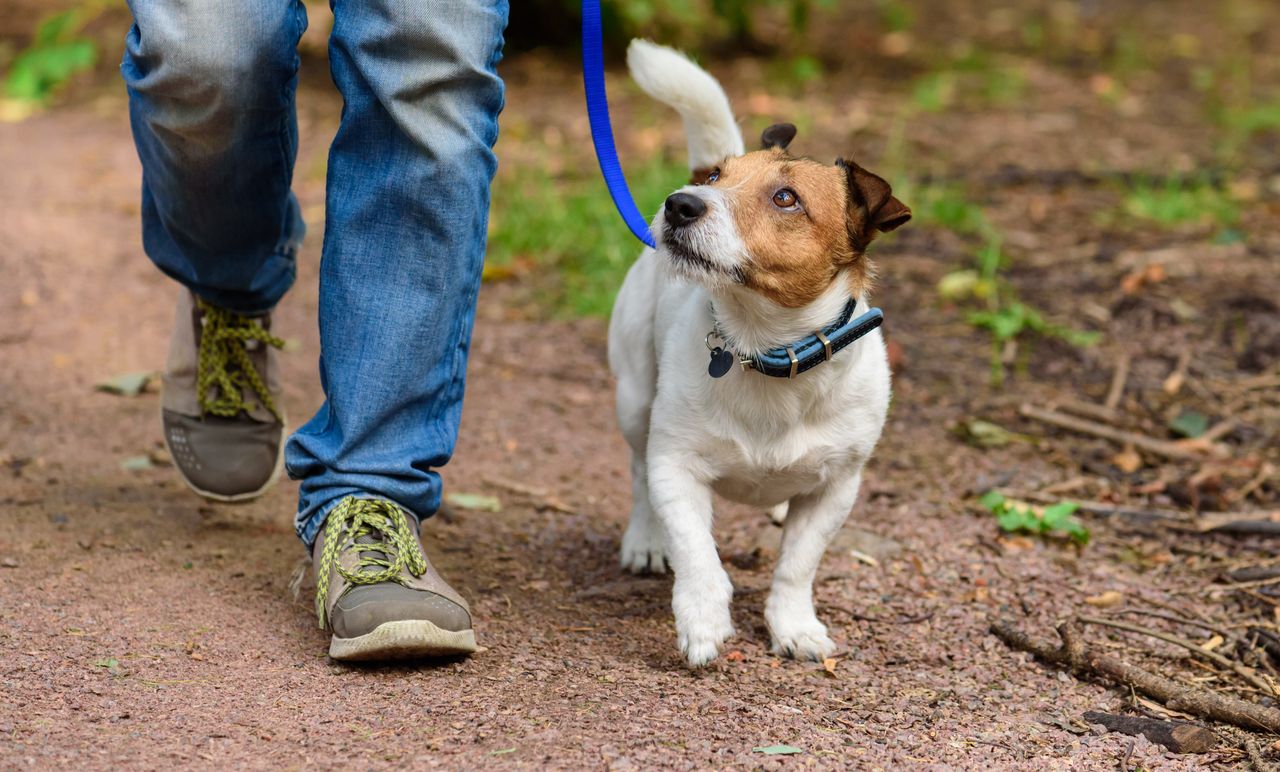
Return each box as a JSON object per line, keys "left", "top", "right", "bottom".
{"left": 581, "top": 0, "right": 657, "bottom": 249}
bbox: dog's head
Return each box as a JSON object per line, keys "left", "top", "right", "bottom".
{"left": 653, "top": 124, "right": 911, "bottom": 308}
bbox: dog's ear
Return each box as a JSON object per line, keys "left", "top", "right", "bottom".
{"left": 838, "top": 157, "right": 911, "bottom": 250}
{"left": 761, "top": 123, "right": 797, "bottom": 151}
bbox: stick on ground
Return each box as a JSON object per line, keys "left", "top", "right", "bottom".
{"left": 1078, "top": 615, "right": 1277, "bottom": 696}
{"left": 990, "top": 619, "right": 1280, "bottom": 734}
{"left": 1081, "top": 711, "right": 1219, "bottom": 754}
{"left": 1018, "top": 404, "right": 1219, "bottom": 461}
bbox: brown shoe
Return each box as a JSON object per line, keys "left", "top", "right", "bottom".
{"left": 161, "top": 291, "right": 285, "bottom": 502}
{"left": 314, "top": 497, "right": 477, "bottom": 661}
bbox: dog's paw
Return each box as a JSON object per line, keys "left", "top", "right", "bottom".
{"left": 767, "top": 502, "right": 789, "bottom": 525}
{"left": 673, "top": 572, "right": 734, "bottom": 667}
{"left": 769, "top": 623, "right": 835, "bottom": 662}
{"left": 620, "top": 520, "right": 667, "bottom": 574}
{"left": 677, "top": 614, "right": 734, "bottom": 667}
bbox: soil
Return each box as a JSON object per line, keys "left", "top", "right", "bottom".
{"left": 2, "top": 3, "right": 1279, "bottom": 769}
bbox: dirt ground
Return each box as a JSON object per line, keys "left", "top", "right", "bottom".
{"left": 3, "top": 4, "right": 1280, "bottom": 769}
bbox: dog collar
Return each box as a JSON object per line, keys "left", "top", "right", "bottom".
{"left": 705, "top": 300, "right": 884, "bottom": 379}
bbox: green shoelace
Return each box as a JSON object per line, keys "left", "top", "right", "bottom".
{"left": 314, "top": 497, "right": 428, "bottom": 629}
{"left": 195, "top": 299, "right": 284, "bottom": 422}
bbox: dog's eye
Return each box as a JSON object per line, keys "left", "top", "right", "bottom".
{"left": 772, "top": 188, "right": 799, "bottom": 208}
{"left": 706, "top": 167, "right": 720, "bottom": 184}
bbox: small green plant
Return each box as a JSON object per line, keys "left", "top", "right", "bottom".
{"left": 915, "top": 184, "right": 1098, "bottom": 384}
{"left": 979, "top": 491, "right": 1090, "bottom": 546}
{"left": 1122, "top": 177, "right": 1240, "bottom": 228}
{"left": 3, "top": 1, "right": 109, "bottom": 109}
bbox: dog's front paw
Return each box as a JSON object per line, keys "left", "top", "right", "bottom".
{"left": 677, "top": 613, "right": 734, "bottom": 667}
{"left": 620, "top": 519, "right": 667, "bottom": 574}
{"left": 673, "top": 573, "right": 734, "bottom": 667}
{"left": 768, "top": 606, "right": 835, "bottom": 661}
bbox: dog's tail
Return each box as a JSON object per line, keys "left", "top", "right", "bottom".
{"left": 627, "top": 39, "right": 744, "bottom": 172}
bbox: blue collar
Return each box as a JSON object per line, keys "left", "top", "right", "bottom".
{"left": 706, "top": 300, "right": 884, "bottom": 379}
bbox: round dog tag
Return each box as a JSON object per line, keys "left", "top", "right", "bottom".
{"left": 708, "top": 347, "right": 734, "bottom": 378}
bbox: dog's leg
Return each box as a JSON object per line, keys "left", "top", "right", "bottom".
{"left": 649, "top": 457, "right": 733, "bottom": 667}
{"left": 620, "top": 454, "right": 666, "bottom": 573}
{"left": 765, "top": 471, "right": 862, "bottom": 661}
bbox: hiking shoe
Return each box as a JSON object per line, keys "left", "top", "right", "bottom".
{"left": 161, "top": 291, "right": 286, "bottom": 502}
{"left": 314, "top": 497, "right": 477, "bottom": 661}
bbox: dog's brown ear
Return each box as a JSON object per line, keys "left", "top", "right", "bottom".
{"left": 761, "top": 123, "right": 797, "bottom": 151}
{"left": 838, "top": 157, "right": 911, "bottom": 250}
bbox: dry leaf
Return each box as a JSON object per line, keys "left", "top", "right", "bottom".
{"left": 1112, "top": 446, "right": 1143, "bottom": 474}
{"left": 1084, "top": 590, "right": 1124, "bottom": 607}
{"left": 1200, "top": 634, "right": 1224, "bottom": 652}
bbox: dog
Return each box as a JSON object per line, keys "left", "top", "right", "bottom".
{"left": 608, "top": 40, "right": 910, "bottom": 667}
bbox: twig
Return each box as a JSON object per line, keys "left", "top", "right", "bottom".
{"left": 1019, "top": 404, "right": 1221, "bottom": 461}
{"left": 483, "top": 476, "right": 549, "bottom": 499}
{"left": 1105, "top": 354, "right": 1131, "bottom": 411}
{"left": 1052, "top": 399, "right": 1123, "bottom": 425}
{"left": 1163, "top": 348, "right": 1192, "bottom": 395}
{"left": 1078, "top": 615, "right": 1276, "bottom": 696}
{"left": 1082, "top": 711, "right": 1219, "bottom": 754}
{"left": 990, "top": 619, "right": 1280, "bottom": 733}
{"left": 1114, "top": 609, "right": 1227, "bottom": 637}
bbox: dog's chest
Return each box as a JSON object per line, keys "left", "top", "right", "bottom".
{"left": 709, "top": 445, "right": 840, "bottom": 508}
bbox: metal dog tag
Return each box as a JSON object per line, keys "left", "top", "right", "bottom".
{"left": 708, "top": 347, "right": 734, "bottom": 378}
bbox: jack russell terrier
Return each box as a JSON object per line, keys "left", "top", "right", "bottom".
{"left": 608, "top": 40, "right": 910, "bottom": 667}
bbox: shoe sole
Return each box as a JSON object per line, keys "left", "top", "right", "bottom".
{"left": 161, "top": 410, "right": 287, "bottom": 504}
{"left": 329, "top": 619, "right": 478, "bottom": 661}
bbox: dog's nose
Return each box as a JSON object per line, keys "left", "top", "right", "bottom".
{"left": 664, "top": 192, "right": 707, "bottom": 228}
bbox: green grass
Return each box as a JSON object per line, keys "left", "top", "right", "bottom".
{"left": 1122, "top": 177, "right": 1240, "bottom": 228}
{"left": 486, "top": 159, "right": 688, "bottom": 318}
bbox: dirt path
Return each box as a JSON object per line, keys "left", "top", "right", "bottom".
{"left": 2, "top": 35, "right": 1277, "bottom": 769}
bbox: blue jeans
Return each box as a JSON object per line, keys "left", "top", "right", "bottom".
{"left": 122, "top": 0, "right": 509, "bottom": 547}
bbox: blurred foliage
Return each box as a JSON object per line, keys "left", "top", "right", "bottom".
{"left": 486, "top": 159, "right": 688, "bottom": 317}
{"left": 2, "top": 0, "right": 107, "bottom": 109}
{"left": 1122, "top": 177, "right": 1241, "bottom": 229}
{"left": 506, "top": 0, "right": 835, "bottom": 53}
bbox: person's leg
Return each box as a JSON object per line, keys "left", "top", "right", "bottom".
{"left": 287, "top": 0, "right": 507, "bottom": 542}
{"left": 122, "top": 0, "right": 307, "bottom": 313}
{"left": 122, "top": 0, "right": 307, "bottom": 500}
{"left": 286, "top": 0, "right": 508, "bottom": 659}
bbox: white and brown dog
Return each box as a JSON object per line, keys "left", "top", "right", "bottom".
{"left": 608, "top": 41, "right": 910, "bottom": 667}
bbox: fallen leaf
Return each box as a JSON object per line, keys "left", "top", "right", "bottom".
{"left": 848, "top": 548, "right": 879, "bottom": 567}
{"left": 120, "top": 455, "right": 154, "bottom": 472}
{"left": 94, "top": 371, "right": 155, "bottom": 397}
{"left": 1169, "top": 410, "right": 1209, "bottom": 439}
{"left": 0, "top": 557, "right": 18, "bottom": 569}
{"left": 1200, "top": 634, "right": 1224, "bottom": 652}
{"left": 753, "top": 745, "right": 802, "bottom": 755}
{"left": 952, "top": 418, "right": 1029, "bottom": 448}
{"left": 724, "top": 650, "right": 745, "bottom": 662}
{"left": 1084, "top": 590, "right": 1124, "bottom": 607}
{"left": 444, "top": 492, "right": 501, "bottom": 513}
{"left": 1111, "top": 446, "right": 1143, "bottom": 474}
{"left": 1120, "top": 262, "right": 1166, "bottom": 295}
{"left": 489, "top": 748, "right": 516, "bottom": 756}
{"left": 821, "top": 658, "right": 839, "bottom": 678}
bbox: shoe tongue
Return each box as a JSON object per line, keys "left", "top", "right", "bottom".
{"left": 351, "top": 519, "right": 395, "bottom": 573}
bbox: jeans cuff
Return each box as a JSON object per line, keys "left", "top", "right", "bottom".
{"left": 295, "top": 492, "right": 424, "bottom": 551}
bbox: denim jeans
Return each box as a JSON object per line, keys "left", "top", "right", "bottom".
{"left": 122, "top": 0, "right": 509, "bottom": 547}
